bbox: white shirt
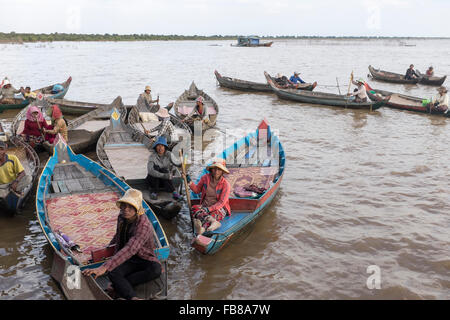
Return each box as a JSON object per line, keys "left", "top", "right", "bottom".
{"left": 351, "top": 84, "right": 368, "bottom": 100}
{"left": 432, "top": 93, "right": 449, "bottom": 107}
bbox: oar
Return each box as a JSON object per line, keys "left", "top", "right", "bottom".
{"left": 336, "top": 77, "right": 342, "bottom": 95}
{"left": 179, "top": 149, "right": 194, "bottom": 233}
{"left": 35, "top": 118, "right": 46, "bottom": 140}
{"left": 345, "top": 71, "right": 354, "bottom": 109}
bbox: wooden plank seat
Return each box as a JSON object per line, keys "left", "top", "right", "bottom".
{"left": 176, "top": 102, "right": 217, "bottom": 115}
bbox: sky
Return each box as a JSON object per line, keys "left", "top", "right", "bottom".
{"left": 1, "top": 0, "right": 450, "bottom": 37}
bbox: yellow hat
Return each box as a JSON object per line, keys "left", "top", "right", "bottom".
{"left": 206, "top": 159, "right": 230, "bottom": 174}
{"left": 116, "top": 188, "right": 145, "bottom": 215}
{"left": 145, "top": 85, "right": 151, "bottom": 91}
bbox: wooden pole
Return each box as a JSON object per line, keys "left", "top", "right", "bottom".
{"left": 336, "top": 77, "right": 342, "bottom": 95}
{"left": 345, "top": 71, "right": 354, "bottom": 109}
{"left": 179, "top": 149, "right": 194, "bottom": 233}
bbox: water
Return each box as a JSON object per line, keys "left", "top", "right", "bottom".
{"left": 0, "top": 39, "right": 449, "bottom": 300}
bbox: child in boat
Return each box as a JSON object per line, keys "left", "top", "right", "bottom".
{"left": 82, "top": 188, "right": 161, "bottom": 300}
{"left": 184, "top": 159, "right": 231, "bottom": 235}
{"left": 43, "top": 104, "right": 68, "bottom": 145}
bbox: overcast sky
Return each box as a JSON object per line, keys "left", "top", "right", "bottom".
{"left": 1, "top": 0, "right": 449, "bottom": 37}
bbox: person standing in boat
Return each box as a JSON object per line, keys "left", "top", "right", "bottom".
{"left": 137, "top": 85, "right": 159, "bottom": 112}
{"left": 0, "top": 79, "right": 24, "bottom": 104}
{"left": 146, "top": 136, "right": 181, "bottom": 200}
{"left": 0, "top": 141, "right": 31, "bottom": 199}
{"left": 144, "top": 108, "right": 177, "bottom": 145}
{"left": 405, "top": 64, "right": 419, "bottom": 80}
{"left": 427, "top": 86, "right": 449, "bottom": 113}
{"left": 349, "top": 79, "right": 368, "bottom": 103}
{"left": 43, "top": 104, "right": 68, "bottom": 145}
{"left": 21, "top": 105, "right": 54, "bottom": 147}
{"left": 82, "top": 188, "right": 161, "bottom": 300}
{"left": 183, "top": 159, "right": 231, "bottom": 236}
{"left": 182, "top": 96, "right": 210, "bottom": 124}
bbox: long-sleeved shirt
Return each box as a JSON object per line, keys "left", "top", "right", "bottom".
{"left": 149, "top": 118, "right": 176, "bottom": 142}
{"left": 137, "top": 93, "right": 158, "bottom": 112}
{"left": 147, "top": 150, "right": 180, "bottom": 179}
{"left": 104, "top": 213, "right": 160, "bottom": 272}
{"left": 351, "top": 83, "right": 368, "bottom": 100}
{"left": 185, "top": 104, "right": 209, "bottom": 121}
{"left": 289, "top": 75, "right": 305, "bottom": 84}
{"left": 432, "top": 93, "right": 449, "bottom": 107}
{"left": 46, "top": 118, "right": 68, "bottom": 142}
{"left": 189, "top": 173, "right": 231, "bottom": 215}
{"left": 0, "top": 86, "right": 21, "bottom": 99}
{"left": 405, "top": 68, "right": 419, "bottom": 80}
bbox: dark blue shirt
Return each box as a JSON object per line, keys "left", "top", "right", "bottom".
{"left": 290, "top": 75, "right": 305, "bottom": 84}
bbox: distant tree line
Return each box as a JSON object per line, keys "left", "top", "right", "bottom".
{"left": 0, "top": 32, "right": 446, "bottom": 43}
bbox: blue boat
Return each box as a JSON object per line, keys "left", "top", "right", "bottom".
{"left": 36, "top": 137, "right": 170, "bottom": 299}
{"left": 191, "top": 119, "right": 285, "bottom": 254}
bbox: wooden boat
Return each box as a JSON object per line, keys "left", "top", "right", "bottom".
{"left": 214, "top": 70, "right": 272, "bottom": 92}
{"left": 128, "top": 102, "right": 192, "bottom": 149}
{"left": 0, "top": 136, "right": 39, "bottom": 215}
{"left": 368, "top": 65, "right": 420, "bottom": 85}
{"left": 416, "top": 71, "right": 447, "bottom": 86}
{"left": 46, "top": 97, "right": 135, "bottom": 116}
{"left": 265, "top": 72, "right": 383, "bottom": 110}
{"left": 96, "top": 108, "right": 183, "bottom": 220}
{"left": 173, "top": 81, "right": 219, "bottom": 133}
{"left": 231, "top": 36, "right": 273, "bottom": 47}
{"left": 12, "top": 97, "right": 126, "bottom": 153}
{"left": 365, "top": 83, "right": 450, "bottom": 117}
{"left": 191, "top": 119, "right": 285, "bottom": 255}
{"left": 265, "top": 72, "right": 317, "bottom": 91}
{"left": 0, "top": 76, "right": 72, "bottom": 113}
{"left": 36, "top": 137, "right": 170, "bottom": 299}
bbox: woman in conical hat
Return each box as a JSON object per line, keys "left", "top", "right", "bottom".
{"left": 82, "top": 188, "right": 161, "bottom": 300}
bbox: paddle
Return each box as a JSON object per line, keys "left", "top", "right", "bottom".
{"left": 179, "top": 149, "right": 194, "bottom": 233}
{"left": 344, "top": 71, "right": 354, "bottom": 109}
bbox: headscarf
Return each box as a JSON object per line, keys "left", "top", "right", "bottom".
{"left": 50, "top": 104, "right": 63, "bottom": 119}
{"left": 26, "top": 105, "right": 45, "bottom": 122}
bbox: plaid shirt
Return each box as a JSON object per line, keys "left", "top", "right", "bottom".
{"left": 150, "top": 118, "right": 175, "bottom": 141}
{"left": 103, "top": 213, "right": 160, "bottom": 272}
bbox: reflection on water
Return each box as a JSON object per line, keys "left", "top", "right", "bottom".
{"left": 0, "top": 39, "right": 449, "bottom": 300}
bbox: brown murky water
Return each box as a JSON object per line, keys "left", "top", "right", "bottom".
{"left": 0, "top": 39, "right": 449, "bottom": 300}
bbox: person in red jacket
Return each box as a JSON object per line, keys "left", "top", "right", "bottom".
{"left": 20, "top": 105, "right": 54, "bottom": 146}
{"left": 184, "top": 159, "right": 231, "bottom": 235}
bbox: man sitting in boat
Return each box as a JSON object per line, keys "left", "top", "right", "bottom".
{"left": 144, "top": 108, "right": 176, "bottom": 145}
{"left": 426, "top": 66, "right": 434, "bottom": 77}
{"left": 21, "top": 105, "right": 54, "bottom": 147}
{"left": 349, "top": 79, "right": 368, "bottom": 103}
{"left": 184, "top": 159, "right": 231, "bottom": 236}
{"left": 405, "top": 64, "right": 419, "bottom": 80}
{"left": 146, "top": 136, "right": 181, "bottom": 200}
{"left": 427, "top": 86, "right": 449, "bottom": 113}
{"left": 274, "top": 73, "right": 295, "bottom": 88}
{"left": 137, "top": 85, "right": 159, "bottom": 112}
{"left": 43, "top": 105, "right": 68, "bottom": 146}
{"left": 289, "top": 72, "right": 306, "bottom": 87}
{"left": 0, "top": 141, "right": 32, "bottom": 199}
{"left": 0, "top": 79, "right": 24, "bottom": 104}
{"left": 182, "top": 96, "right": 210, "bottom": 124}
{"left": 82, "top": 188, "right": 162, "bottom": 300}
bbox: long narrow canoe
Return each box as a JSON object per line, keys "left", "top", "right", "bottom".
{"left": 368, "top": 65, "right": 420, "bottom": 84}
{"left": 173, "top": 81, "right": 219, "bottom": 133}
{"left": 0, "top": 136, "right": 39, "bottom": 215}
{"left": 365, "top": 83, "right": 450, "bottom": 117}
{"left": 214, "top": 70, "right": 272, "bottom": 92}
{"left": 128, "top": 102, "right": 191, "bottom": 149}
{"left": 191, "top": 119, "right": 285, "bottom": 255}
{"left": 36, "top": 137, "right": 169, "bottom": 300}
{"left": 46, "top": 97, "right": 135, "bottom": 116}
{"left": 416, "top": 71, "right": 447, "bottom": 86}
{"left": 265, "top": 72, "right": 383, "bottom": 110}
{"left": 265, "top": 71, "right": 317, "bottom": 91}
{"left": 0, "top": 76, "right": 72, "bottom": 113}
{"left": 96, "top": 108, "right": 183, "bottom": 220}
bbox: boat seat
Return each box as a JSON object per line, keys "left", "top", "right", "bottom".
{"left": 177, "top": 103, "right": 217, "bottom": 115}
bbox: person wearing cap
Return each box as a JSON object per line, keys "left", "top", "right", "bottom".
{"left": 428, "top": 86, "right": 449, "bottom": 113}
{"left": 405, "top": 64, "right": 419, "bottom": 80}
{"left": 0, "top": 141, "right": 31, "bottom": 198}
{"left": 21, "top": 105, "right": 54, "bottom": 147}
{"left": 183, "top": 95, "right": 210, "bottom": 124}
{"left": 426, "top": 66, "right": 434, "bottom": 77}
{"left": 146, "top": 136, "right": 181, "bottom": 200}
{"left": 183, "top": 159, "right": 231, "bottom": 235}
{"left": 349, "top": 78, "right": 368, "bottom": 103}
{"left": 289, "top": 72, "right": 306, "bottom": 87}
{"left": 137, "top": 85, "right": 159, "bottom": 112}
{"left": 43, "top": 104, "right": 68, "bottom": 145}
{"left": 144, "top": 107, "right": 176, "bottom": 144}
{"left": 274, "top": 73, "right": 293, "bottom": 88}
{"left": 82, "top": 188, "right": 161, "bottom": 300}
{"left": 0, "top": 79, "right": 24, "bottom": 104}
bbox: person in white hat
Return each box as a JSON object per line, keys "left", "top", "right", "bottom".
{"left": 144, "top": 107, "right": 177, "bottom": 144}
{"left": 428, "top": 86, "right": 449, "bottom": 113}
{"left": 0, "top": 79, "right": 24, "bottom": 104}
{"left": 183, "top": 159, "right": 231, "bottom": 236}
{"left": 182, "top": 95, "right": 209, "bottom": 124}
{"left": 82, "top": 188, "right": 161, "bottom": 300}
{"left": 349, "top": 78, "right": 368, "bottom": 102}
{"left": 137, "top": 85, "right": 159, "bottom": 112}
